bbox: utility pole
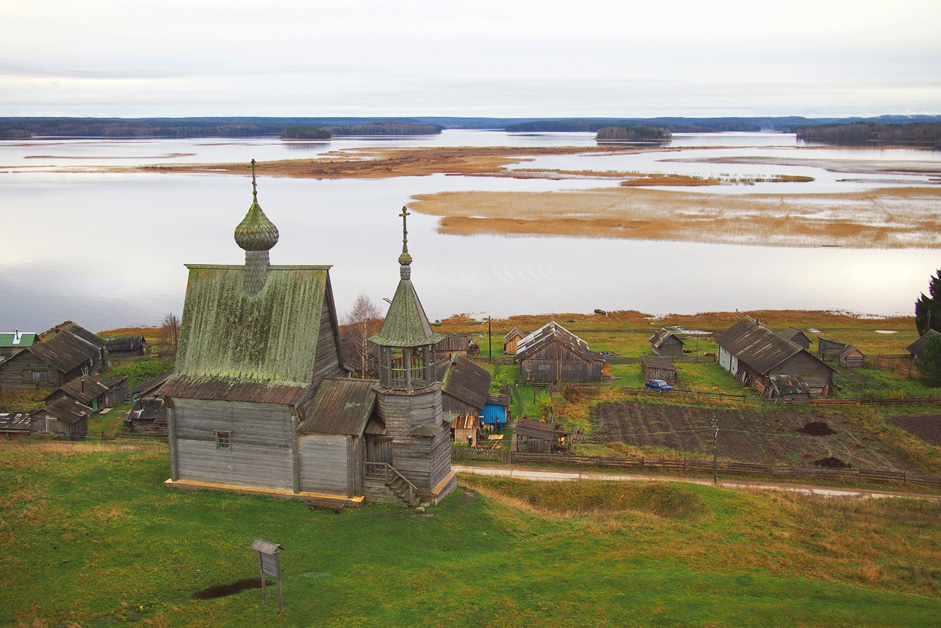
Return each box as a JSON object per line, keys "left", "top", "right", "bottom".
{"left": 712, "top": 411, "right": 719, "bottom": 486}
{"left": 488, "top": 316, "right": 492, "bottom": 364}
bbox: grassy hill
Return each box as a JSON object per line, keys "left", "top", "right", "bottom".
{"left": 1, "top": 443, "right": 939, "bottom": 627}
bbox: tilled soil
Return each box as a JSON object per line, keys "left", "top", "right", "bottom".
{"left": 889, "top": 414, "right": 941, "bottom": 446}
{"left": 593, "top": 402, "right": 918, "bottom": 472}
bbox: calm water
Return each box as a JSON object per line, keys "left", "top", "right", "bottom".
{"left": 1, "top": 131, "right": 939, "bottom": 332}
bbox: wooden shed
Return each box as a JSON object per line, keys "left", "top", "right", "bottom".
{"left": 512, "top": 418, "right": 566, "bottom": 453}
{"left": 781, "top": 328, "right": 811, "bottom": 350}
{"left": 503, "top": 327, "right": 524, "bottom": 355}
{"left": 31, "top": 397, "right": 92, "bottom": 440}
{"left": 906, "top": 329, "right": 940, "bottom": 361}
{"left": 0, "top": 413, "right": 31, "bottom": 441}
{"left": 482, "top": 393, "right": 509, "bottom": 430}
{"left": 838, "top": 345, "right": 866, "bottom": 368}
{"left": 765, "top": 374, "right": 810, "bottom": 402}
{"left": 100, "top": 376, "right": 128, "bottom": 407}
{"left": 127, "top": 397, "right": 168, "bottom": 435}
{"left": 436, "top": 334, "right": 469, "bottom": 359}
{"left": 640, "top": 356, "right": 677, "bottom": 384}
{"left": 817, "top": 336, "right": 847, "bottom": 361}
{"left": 0, "top": 326, "right": 103, "bottom": 393}
{"left": 451, "top": 414, "right": 482, "bottom": 447}
{"left": 437, "top": 354, "right": 491, "bottom": 446}
{"left": 44, "top": 374, "right": 109, "bottom": 412}
{"left": 715, "top": 317, "right": 834, "bottom": 397}
{"left": 516, "top": 322, "right": 604, "bottom": 383}
{"left": 650, "top": 329, "right": 684, "bottom": 357}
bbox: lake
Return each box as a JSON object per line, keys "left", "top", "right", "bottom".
{"left": 1, "top": 131, "right": 939, "bottom": 332}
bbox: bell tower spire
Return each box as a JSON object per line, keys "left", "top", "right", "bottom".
{"left": 234, "top": 159, "right": 279, "bottom": 296}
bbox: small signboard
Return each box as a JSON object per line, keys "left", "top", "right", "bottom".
{"left": 250, "top": 538, "right": 284, "bottom": 613}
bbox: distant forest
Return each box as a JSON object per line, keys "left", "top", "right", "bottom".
{"left": 596, "top": 126, "right": 671, "bottom": 141}
{"left": 1, "top": 115, "right": 941, "bottom": 140}
{"left": 796, "top": 122, "right": 941, "bottom": 149}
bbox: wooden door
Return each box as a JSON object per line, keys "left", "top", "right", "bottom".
{"left": 366, "top": 436, "right": 393, "bottom": 465}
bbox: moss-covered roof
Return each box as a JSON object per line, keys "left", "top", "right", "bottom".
{"left": 370, "top": 276, "right": 445, "bottom": 348}
{"left": 171, "top": 264, "right": 331, "bottom": 388}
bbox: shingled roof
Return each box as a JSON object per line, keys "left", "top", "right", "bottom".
{"left": 516, "top": 322, "right": 603, "bottom": 363}
{"left": 161, "top": 264, "right": 339, "bottom": 404}
{"left": 715, "top": 317, "right": 832, "bottom": 375}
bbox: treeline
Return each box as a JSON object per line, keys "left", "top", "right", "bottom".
{"left": 796, "top": 122, "right": 941, "bottom": 149}
{"left": 280, "top": 126, "right": 332, "bottom": 140}
{"left": 596, "top": 126, "right": 671, "bottom": 141}
{"left": 327, "top": 121, "right": 442, "bottom": 136}
{"left": 506, "top": 118, "right": 762, "bottom": 133}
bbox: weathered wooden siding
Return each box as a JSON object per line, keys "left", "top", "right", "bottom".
{"left": 0, "top": 351, "right": 62, "bottom": 392}
{"left": 298, "top": 433, "right": 351, "bottom": 496}
{"left": 653, "top": 337, "right": 684, "bottom": 357}
{"left": 173, "top": 398, "right": 295, "bottom": 490}
{"left": 375, "top": 389, "right": 451, "bottom": 494}
{"left": 520, "top": 344, "right": 602, "bottom": 383}
{"left": 769, "top": 352, "right": 833, "bottom": 397}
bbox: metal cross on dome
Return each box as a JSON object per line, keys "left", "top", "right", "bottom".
{"left": 251, "top": 159, "right": 258, "bottom": 199}
{"left": 400, "top": 205, "right": 410, "bottom": 249}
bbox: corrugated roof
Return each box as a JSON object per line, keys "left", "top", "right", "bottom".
{"left": 40, "top": 397, "right": 93, "bottom": 424}
{"left": 63, "top": 324, "right": 107, "bottom": 350}
{"left": 516, "top": 322, "right": 603, "bottom": 363}
{"left": 768, "top": 374, "right": 809, "bottom": 396}
{"left": 514, "top": 417, "right": 559, "bottom": 440}
{"left": 297, "top": 378, "right": 378, "bottom": 435}
{"left": 440, "top": 355, "right": 491, "bottom": 411}
{"left": 650, "top": 329, "right": 683, "bottom": 349}
{"left": 714, "top": 317, "right": 807, "bottom": 375}
{"left": 29, "top": 329, "right": 101, "bottom": 373}
{"left": 641, "top": 356, "right": 676, "bottom": 372}
{"left": 58, "top": 374, "right": 109, "bottom": 404}
{"left": 170, "top": 265, "right": 332, "bottom": 391}
{"left": 0, "top": 332, "right": 38, "bottom": 348}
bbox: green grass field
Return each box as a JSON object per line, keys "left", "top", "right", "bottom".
{"left": 2, "top": 443, "right": 939, "bottom": 628}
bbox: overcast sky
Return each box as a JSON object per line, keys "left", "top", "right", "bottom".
{"left": 2, "top": 0, "right": 940, "bottom": 118}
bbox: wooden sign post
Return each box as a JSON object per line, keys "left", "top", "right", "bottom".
{"left": 250, "top": 538, "right": 284, "bottom": 613}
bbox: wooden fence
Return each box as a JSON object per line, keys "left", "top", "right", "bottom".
{"left": 452, "top": 449, "right": 941, "bottom": 488}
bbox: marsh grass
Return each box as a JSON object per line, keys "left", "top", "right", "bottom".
{"left": 2, "top": 443, "right": 940, "bottom": 627}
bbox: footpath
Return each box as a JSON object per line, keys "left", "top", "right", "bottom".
{"left": 452, "top": 464, "right": 941, "bottom": 504}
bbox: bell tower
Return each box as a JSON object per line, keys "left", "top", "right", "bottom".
{"left": 369, "top": 207, "right": 456, "bottom": 504}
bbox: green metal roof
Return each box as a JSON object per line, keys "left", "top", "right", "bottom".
{"left": 173, "top": 264, "right": 331, "bottom": 387}
{"left": 370, "top": 276, "right": 445, "bottom": 348}
{"left": 0, "top": 332, "right": 38, "bottom": 348}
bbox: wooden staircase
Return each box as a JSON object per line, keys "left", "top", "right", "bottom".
{"left": 365, "top": 462, "right": 422, "bottom": 508}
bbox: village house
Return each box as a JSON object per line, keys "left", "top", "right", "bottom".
{"left": 160, "top": 168, "right": 454, "bottom": 507}
{"left": 516, "top": 322, "right": 604, "bottom": 383}
{"left": 44, "top": 374, "right": 109, "bottom": 412}
{"left": 0, "top": 331, "right": 39, "bottom": 360}
{"left": 437, "top": 354, "right": 491, "bottom": 446}
{"left": 781, "top": 327, "right": 812, "bottom": 350}
{"left": 650, "top": 329, "right": 684, "bottom": 357}
{"left": 503, "top": 327, "right": 524, "bottom": 355}
{"left": 715, "top": 317, "right": 834, "bottom": 398}
{"left": 0, "top": 325, "right": 103, "bottom": 393}
{"left": 106, "top": 335, "right": 150, "bottom": 357}
{"left": 30, "top": 397, "right": 92, "bottom": 440}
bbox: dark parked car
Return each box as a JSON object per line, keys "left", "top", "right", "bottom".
{"left": 644, "top": 379, "right": 673, "bottom": 391}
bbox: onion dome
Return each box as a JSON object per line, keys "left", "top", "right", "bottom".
{"left": 234, "top": 159, "right": 279, "bottom": 252}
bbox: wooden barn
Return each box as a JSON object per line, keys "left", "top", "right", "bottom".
{"left": 100, "top": 376, "right": 128, "bottom": 407}
{"left": 650, "top": 329, "right": 684, "bottom": 357}
{"left": 817, "top": 336, "right": 847, "bottom": 361}
{"left": 906, "top": 329, "right": 940, "bottom": 361}
{"left": 516, "top": 322, "right": 604, "bottom": 383}
{"left": 838, "top": 345, "right": 866, "bottom": 368}
{"left": 127, "top": 397, "right": 168, "bottom": 435}
{"left": 0, "top": 326, "right": 103, "bottom": 393}
{"left": 765, "top": 374, "right": 810, "bottom": 402}
{"left": 0, "top": 331, "right": 39, "bottom": 359}
{"left": 106, "top": 335, "right": 150, "bottom": 357}
{"left": 512, "top": 418, "right": 567, "bottom": 453}
{"left": 436, "top": 334, "right": 469, "bottom": 359}
{"left": 715, "top": 317, "right": 834, "bottom": 397}
{"left": 781, "top": 328, "right": 811, "bottom": 350}
{"left": 437, "top": 354, "right": 491, "bottom": 446}
{"left": 503, "top": 327, "right": 524, "bottom": 355}
{"left": 31, "top": 397, "right": 92, "bottom": 440}
{"left": 44, "top": 374, "right": 109, "bottom": 412}
{"left": 161, "top": 180, "right": 454, "bottom": 507}
{"left": 641, "top": 356, "right": 677, "bottom": 384}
